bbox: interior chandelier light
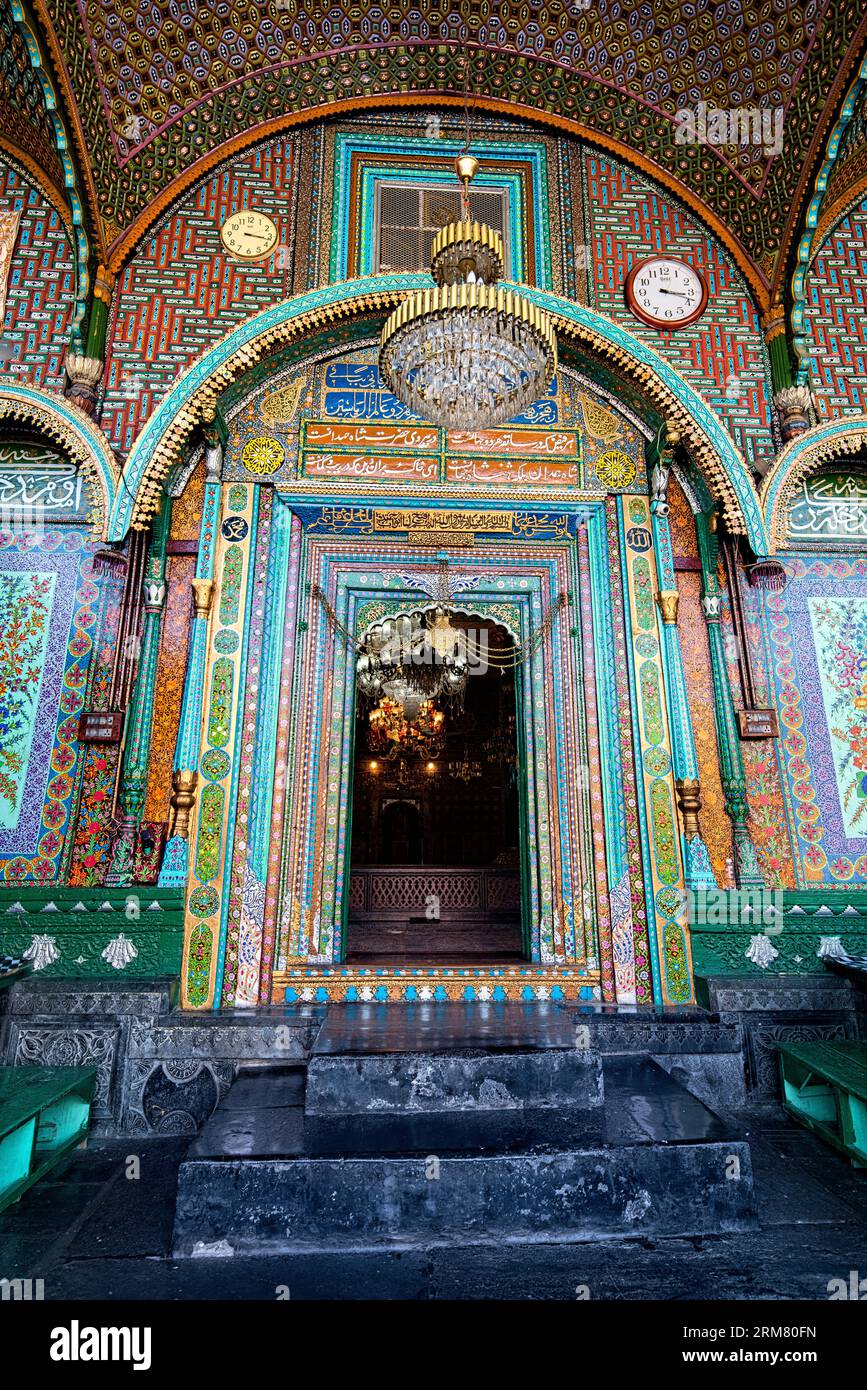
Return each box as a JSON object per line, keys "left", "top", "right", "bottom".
{"left": 379, "top": 154, "right": 557, "bottom": 430}
{"left": 368, "top": 696, "right": 445, "bottom": 761}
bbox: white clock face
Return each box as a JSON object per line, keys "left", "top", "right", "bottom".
{"left": 625, "top": 257, "right": 708, "bottom": 329}
{"left": 220, "top": 210, "right": 279, "bottom": 261}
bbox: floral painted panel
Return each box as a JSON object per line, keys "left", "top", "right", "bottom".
{"left": 809, "top": 596, "right": 867, "bottom": 839}
{"left": 762, "top": 557, "right": 867, "bottom": 886}
{"left": 0, "top": 528, "right": 102, "bottom": 883}
{"left": 0, "top": 571, "right": 56, "bottom": 829}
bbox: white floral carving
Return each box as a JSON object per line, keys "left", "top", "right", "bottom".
{"left": 816, "top": 935, "right": 847, "bottom": 961}
{"left": 745, "top": 934, "right": 779, "bottom": 969}
{"left": 101, "top": 933, "right": 139, "bottom": 970}
{"left": 22, "top": 934, "right": 59, "bottom": 971}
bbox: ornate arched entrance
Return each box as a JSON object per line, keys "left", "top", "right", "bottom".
{"left": 110, "top": 279, "right": 766, "bottom": 1010}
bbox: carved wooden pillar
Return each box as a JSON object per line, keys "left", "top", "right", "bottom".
{"left": 695, "top": 510, "right": 765, "bottom": 888}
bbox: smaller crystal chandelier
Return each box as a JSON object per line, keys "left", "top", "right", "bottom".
{"left": 379, "top": 154, "right": 557, "bottom": 430}
{"left": 368, "top": 696, "right": 445, "bottom": 761}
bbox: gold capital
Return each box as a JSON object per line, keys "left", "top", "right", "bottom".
{"left": 169, "top": 769, "right": 198, "bottom": 839}
{"left": 191, "top": 578, "right": 214, "bottom": 617}
{"left": 656, "top": 589, "right": 679, "bottom": 625}
{"left": 676, "top": 778, "right": 703, "bottom": 840}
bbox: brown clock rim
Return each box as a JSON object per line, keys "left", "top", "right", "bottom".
{"left": 219, "top": 211, "right": 280, "bottom": 263}
{"left": 624, "top": 257, "right": 709, "bottom": 330}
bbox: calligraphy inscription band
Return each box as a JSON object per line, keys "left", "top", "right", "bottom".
{"left": 373, "top": 509, "right": 515, "bottom": 533}
{"left": 407, "top": 530, "right": 476, "bottom": 547}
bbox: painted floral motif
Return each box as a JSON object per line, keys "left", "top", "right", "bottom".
{"left": 207, "top": 659, "right": 233, "bottom": 748}
{"left": 663, "top": 918, "right": 690, "bottom": 1001}
{"left": 186, "top": 922, "right": 212, "bottom": 1007}
{"left": 809, "top": 596, "right": 867, "bottom": 837}
{"left": 632, "top": 554, "right": 654, "bottom": 630}
{"left": 639, "top": 660, "right": 663, "bottom": 745}
{"left": 650, "top": 777, "right": 678, "bottom": 885}
{"left": 0, "top": 573, "right": 55, "bottom": 828}
{"left": 195, "top": 783, "right": 224, "bottom": 881}
{"left": 219, "top": 544, "right": 243, "bottom": 624}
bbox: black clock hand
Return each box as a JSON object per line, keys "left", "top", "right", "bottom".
{"left": 657, "top": 287, "right": 691, "bottom": 298}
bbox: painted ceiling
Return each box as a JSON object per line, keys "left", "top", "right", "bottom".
{"left": 4, "top": 0, "right": 867, "bottom": 292}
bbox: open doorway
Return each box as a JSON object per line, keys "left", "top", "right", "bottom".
{"left": 345, "top": 617, "right": 523, "bottom": 962}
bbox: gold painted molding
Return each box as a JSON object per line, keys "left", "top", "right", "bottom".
{"left": 122, "top": 286, "right": 762, "bottom": 542}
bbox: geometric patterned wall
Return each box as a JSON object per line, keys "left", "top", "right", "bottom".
{"left": 101, "top": 138, "right": 295, "bottom": 455}
{"left": 586, "top": 152, "right": 776, "bottom": 473}
{"left": 802, "top": 197, "right": 867, "bottom": 418}
{"left": 0, "top": 160, "right": 74, "bottom": 393}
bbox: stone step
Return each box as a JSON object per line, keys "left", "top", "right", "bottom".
{"left": 346, "top": 921, "right": 523, "bottom": 957}
{"left": 304, "top": 1047, "right": 604, "bottom": 1152}
{"left": 174, "top": 1054, "right": 757, "bottom": 1252}
{"left": 173, "top": 1139, "right": 757, "bottom": 1254}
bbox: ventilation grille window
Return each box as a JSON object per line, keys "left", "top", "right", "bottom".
{"left": 376, "top": 182, "right": 509, "bottom": 275}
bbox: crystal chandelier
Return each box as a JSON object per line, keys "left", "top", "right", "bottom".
{"left": 379, "top": 154, "right": 557, "bottom": 430}
{"left": 368, "top": 696, "right": 445, "bottom": 761}
{"left": 356, "top": 609, "right": 470, "bottom": 709}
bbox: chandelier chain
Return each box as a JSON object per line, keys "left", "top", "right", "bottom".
{"left": 313, "top": 583, "right": 568, "bottom": 669}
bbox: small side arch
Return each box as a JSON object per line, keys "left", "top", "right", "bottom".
{"left": 760, "top": 412, "right": 867, "bottom": 550}
{"left": 0, "top": 381, "right": 120, "bottom": 537}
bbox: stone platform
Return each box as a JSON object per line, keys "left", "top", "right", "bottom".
{"left": 173, "top": 1003, "right": 757, "bottom": 1254}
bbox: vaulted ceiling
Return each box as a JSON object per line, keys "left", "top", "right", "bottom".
{"left": 4, "top": 0, "right": 867, "bottom": 299}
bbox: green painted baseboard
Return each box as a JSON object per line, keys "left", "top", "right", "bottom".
{"left": 689, "top": 889, "right": 867, "bottom": 979}
{"left": 0, "top": 887, "right": 184, "bottom": 980}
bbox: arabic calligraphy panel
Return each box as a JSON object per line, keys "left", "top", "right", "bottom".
{"left": 446, "top": 458, "right": 580, "bottom": 487}
{"left": 0, "top": 443, "right": 87, "bottom": 522}
{"left": 303, "top": 453, "right": 439, "bottom": 482}
{"left": 788, "top": 469, "right": 867, "bottom": 546}
{"left": 306, "top": 421, "right": 439, "bottom": 451}
{"left": 446, "top": 428, "right": 578, "bottom": 456}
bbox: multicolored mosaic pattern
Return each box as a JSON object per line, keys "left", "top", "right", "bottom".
{"left": 0, "top": 525, "right": 103, "bottom": 883}
{"left": 585, "top": 152, "right": 776, "bottom": 471}
{"left": 758, "top": 555, "right": 867, "bottom": 886}
{"left": 102, "top": 139, "right": 295, "bottom": 453}
{"left": 802, "top": 197, "right": 867, "bottom": 418}
{"left": 0, "top": 160, "right": 74, "bottom": 392}
{"left": 26, "top": 0, "right": 865, "bottom": 279}
{"left": 0, "top": 0, "right": 64, "bottom": 193}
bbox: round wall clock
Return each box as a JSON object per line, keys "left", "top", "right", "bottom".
{"left": 220, "top": 210, "right": 279, "bottom": 261}
{"left": 624, "top": 257, "right": 709, "bottom": 329}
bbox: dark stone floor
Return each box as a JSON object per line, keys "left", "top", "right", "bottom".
{"left": 1, "top": 1097, "right": 864, "bottom": 1299}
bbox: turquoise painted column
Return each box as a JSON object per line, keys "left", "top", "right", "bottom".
{"left": 649, "top": 430, "right": 717, "bottom": 892}
{"left": 106, "top": 499, "right": 170, "bottom": 885}
{"left": 695, "top": 508, "right": 765, "bottom": 889}
{"left": 159, "top": 420, "right": 224, "bottom": 887}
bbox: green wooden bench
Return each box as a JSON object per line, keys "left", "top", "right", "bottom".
{"left": 0, "top": 1067, "right": 97, "bottom": 1213}
{"left": 778, "top": 1041, "right": 867, "bottom": 1169}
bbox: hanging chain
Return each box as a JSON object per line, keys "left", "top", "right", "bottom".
{"left": 313, "top": 583, "right": 569, "bottom": 668}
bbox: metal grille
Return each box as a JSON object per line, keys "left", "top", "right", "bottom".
{"left": 376, "top": 181, "right": 508, "bottom": 274}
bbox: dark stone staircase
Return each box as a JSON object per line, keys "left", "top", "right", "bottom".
{"left": 173, "top": 1003, "right": 757, "bottom": 1255}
